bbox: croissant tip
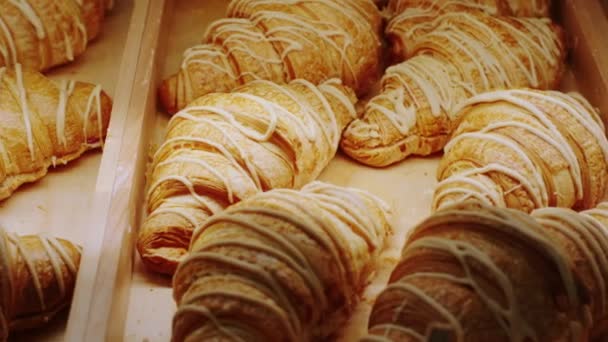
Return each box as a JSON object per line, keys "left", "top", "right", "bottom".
{"left": 159, "top": 77, "right": 179, "bottom": 115}
{"left": 136, "top": 239, "right": 184, "bottom": 276}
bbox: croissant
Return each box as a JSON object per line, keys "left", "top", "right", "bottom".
{"left": 365, "top": 201, "right": 592, "bottom": 342}
{"left": 433, "top": 89, "right": 608, "bottom": 213}
{"left": 0, "top": 64, "right": 113, "bottom": 201}
{"left": 341, "top": 10, "right": 565, "bottom": 167}
{"left": 0, "top": 227, "right": 81, "bottom": 340}
{"left": 364, "top": 202, "right": 608, "bottom": 342}
{"left": 0, "top": 0, "right": 107, "bottom": 71}
{"left": 158, "top": 0, "right": 382, "bottom": 114}
{"left": 532, "top": 205, "right": 608, "bottom": 339}
{"left": 173, "top": 181, "right": 392, "bottom": 342}
{"left": 138, "top": 78, "right": 357, "bottom": 275}
{"left": 386, "top": 0, "right": 550, "bottom": 17}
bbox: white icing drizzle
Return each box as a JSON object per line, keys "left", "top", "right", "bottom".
{"left": 533, "top": 208, "right": 608, "bottom": 317}
{"left": 480, "top": 120, "right": 582, "bottom": 200}
{"left": 2, "top": 0, "right": 87, "bottom": 67}
{"left": 7, "top": 233, "right": 45, "bottom": 309}
{"left": 0, "top": 16, "right": 17, "bottom": 66}
{"left": 8, "top": 0, "right": 45, "bottom": 40}
{"left": 180, "top": 0, "right": 375, "bottom": 94}
{"left": 157, "top": 156, "right": 236, "bottom": 204}
{"left": 364, "top": 55, "right": 459, "bottom": 136}
{"left": 411, "top": 237, "right": 538, "bottom": 341}
{"left": 433, "top": 174, "right": 503, "bottom": 209}
{"left": 384, "top": 281, "right": 464, "bottom": 340}
{"left": 13, "top": 64, "right": 36, "bottom": 161}
{"left": 82, "top": 84, "right": 104, "bottom": 149}
{"left": 354, "top": 9, "right": 562, "bottom": 158}
{"left": 174, "top": 305, "right": 247, "bottom": 342}
{"left": 55, "top": 80, "right": 76, "bottom": 149}
{"left": 390, "top": 0, "right": 499, "bottom": 17}
{"left": 153, "top": 136, "right": 261, "bottom": 191}
{"left": 446, "top": 131, "right": 547, "bottom": 205}
{"left": 175, "top": 182, "right": 389, "bottom": 341}
{"left": 145, "top": 207, "right": 199, "bottom": 229}
{"left": 148, "top": 80, "right": 349, "bottom": 224}
{"left": 437, "top": 89, "right": 607, "bottom": 211}
{"left": 147, "top": 175, "right": 224, "bottom": 216}
{"left": 372, "top": 207, "right": 584, "bottom": 341}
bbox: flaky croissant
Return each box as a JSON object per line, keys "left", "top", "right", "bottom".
{"left": 0, "top": 0, "right": 108, "bottom": 71}
{"left": 386, "top": 0, "right": 550, "bottom": 18}
{"left": 0, "top": 64, "right": 113, "bottom": 201}
{"left": 159, "top": 0, "right": 382, "bottom": 114}
{"left": 138, "top": 78, "right": 357, "bottom": 275}
{"left": 173, "top": 181, "right": 391, "bottom": 342}
{"left": 0, "top": 227, "right": 81, "bottom": 341}
{"left": 341, "top": 10, "right": 564, "bottom": 167}
{"left": 433, "top": 89, "right": 608, "bottom": 213}
{"left": 365, "top": 201, "right": 592, "bottom": 342}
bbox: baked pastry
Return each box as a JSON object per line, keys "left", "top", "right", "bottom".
{"left": 0, "top": 64, "right": 113, "bottom": 201}
{"left": 433, "top": 89, "right": 608, "bottom": 213}
{"left": 386, "top": 0, "right": 550, "bottom": 18}
{"left": 173, "top": 181, "right": 392, "bottom": 341}
{"left": 0, "top": 0, "right": 108, "bottom": 71}
{"left": 533, "top": 205, "right": 608, "bottom": 339}
{"left": 138, "top": 78, "right": 357, "bottom": 275}
{"left": 158, "top": 0, "right": 382, "bottom": 114}
{"left": 341, "top": 10, "right": 565, "bottom": 167}
{"left": 78, "top": 0, "right": 112, "bottom": 41}
{"left": 365, "top": 202, "right": 591, "bottom": 342}
{"left": 0, "top": 227, "right": 81, "bottom": 340}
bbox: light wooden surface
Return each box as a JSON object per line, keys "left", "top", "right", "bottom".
{"left": 72, "top": 0, "right": 608, "bottom": 341}
{"left": 0, "top": 1, "right": 135, "bottom": 341}
{"left": 64, "top": 0, "right": 155, "bottom": 341}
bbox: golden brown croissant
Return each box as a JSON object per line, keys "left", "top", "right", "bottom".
{"left": 386, "top": 0, "right": 550, "bottom": 18}
{"left": 365, "top": 202, "right": 591, "bottom": 342}
{"left": 341, "top": 10, "right": 565, "bottom": 167}
{"left": 0, "top": 0, "right": 107, "bottom": 71}
{"left": 173, "top": 181, "right": 392, "bottom": 342}
{"left": 433, "top": 89, "right": 608, "bottom": 213}
{"left": 158, "top": 0, "right": 382, "bottom": 114}
{"left": 0, "top": 227, "right": 81, "bottom": 340}
{"left": 532, "top": 205, "right": 608, "bottom": 339}
{"left": 0, "top": 64, "right": 113, "bottom": 201}
{"left": 138, "top": 78, "right": 357, "bottom": 275}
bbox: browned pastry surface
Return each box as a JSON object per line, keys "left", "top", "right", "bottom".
{"left": 159, "top": 0, "right": 383, "bottom": 114}
{"left": 0, "top": 227, "right": 81, "bottom": 340}
{"left": 365, "top": 202, "right": 593, "bottom": 342}
{"left": 0, "top": 0, "right": 111, "bottom": 71}
{"left": 0, "top": 64, "right": 113, "bottom": 201}
{"left": 434, "top": 89, "right": 608, "bottom": 213}
{"left": 138, "top": 78, "right": 357, "bottom": 275}
{"left": 341, "top": 9, "right": 564, "bottom": 167}
{"left": 173, "top": 181, "right": 392, "bottom": 342}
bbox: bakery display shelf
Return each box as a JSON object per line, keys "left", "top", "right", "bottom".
{"left": 2, "top": 0, "right": 137, "bottom": 341}
{"left": 65, "top": 0, "right": 608, "bottom": 341}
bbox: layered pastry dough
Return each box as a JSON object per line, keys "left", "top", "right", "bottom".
{"left": 433, "top": 89, "right": 608, "bottom": 213}
{"left": 365, "top": 202, "right": 592, "bottom": 342}
{"left": 387, "top": 0, "right": 551, "bottom": 19}
{"left": 159, "top": 0, "right": 382, "bottom": 114}
{"left": 138, "top": 78, "right": 357, "bottom": 275}
{"left": 0, "top": 227, "right": 81, "bottom": 340}
{"left": 0, "top": 0, "right": 110, "bottom": 71}
{"left": 0, "top": 64, "right": 113, "bottom": 201}
{"left": 341, "top": 8, "right": 564, "bottom": 167}
{"left": 173, "top": 181, "right": 391, "bottom": 342}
